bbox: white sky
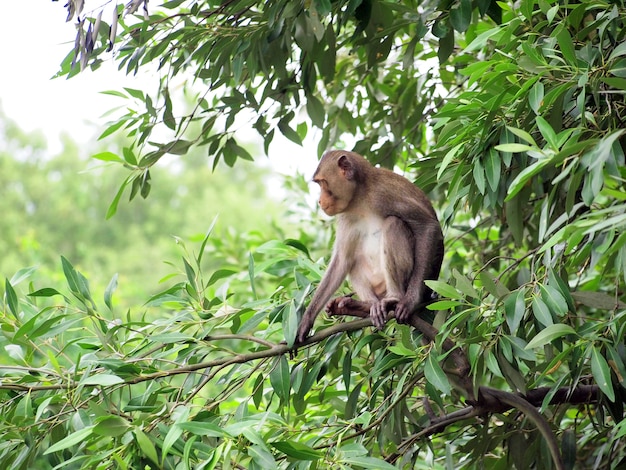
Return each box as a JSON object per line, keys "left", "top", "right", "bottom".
{"left": 0, "top": 2, "right": 318, "bottom": 175}
{"left": 0, "top": 3, "right": 124, "bottom": 145}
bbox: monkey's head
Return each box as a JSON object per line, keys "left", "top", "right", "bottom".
{"left": 313, "top": 151, "right": 368, "bottom": 216}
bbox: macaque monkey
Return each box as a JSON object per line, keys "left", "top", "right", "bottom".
{"left": 296, "top": 150, "right": 444, "bottom": 343}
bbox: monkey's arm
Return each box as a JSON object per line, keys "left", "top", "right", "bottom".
{"left": 296, "top": 255, "right": 348, "bottom": 343}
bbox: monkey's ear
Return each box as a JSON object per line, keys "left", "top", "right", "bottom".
{"left": 337, "top": 155, "right": 356, "bottom": 180}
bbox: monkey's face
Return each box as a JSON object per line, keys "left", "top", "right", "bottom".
{"left": 315, "top": 179, "right": 354, "bottom": 216}
{"left": 313, "top": 152, "right": 360, "bottom": 216}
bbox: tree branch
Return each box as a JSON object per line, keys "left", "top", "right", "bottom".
{"left": 0, "top": 296, "right": 601, "bottom": 470}
{"left": 325, "top": 296, "right": 473, "bottom": 397}
{"left": 0, "top": 316, "right": 373, "bottom": 392}
{"left": 322, "top": 295, "right": 603, "bottom": 470}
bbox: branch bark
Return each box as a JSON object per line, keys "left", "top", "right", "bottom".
{"left": 323, "top": 295, "right": 601, "bottom": 470}
{"left": 325, "top": 296, "right": 473, "bottom": 397}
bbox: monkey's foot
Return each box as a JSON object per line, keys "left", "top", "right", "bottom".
{"left": 394, "top": 300, "right": 414, "bottom": 324}
{"left": 296, "top": 317, "right": 316, "bottom": 344}
{"left": 371, "top": 298, "right": 399, "bottom": 329}
{"left": 326, "top": 295, "right": 361, "bottom": 316}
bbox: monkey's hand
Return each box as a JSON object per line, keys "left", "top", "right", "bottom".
{"left": 296, "top": 316, "right": 315, "bottom": 344}
{"left": 371, "top": 298, "right": 398, "bottom": 329}
{"left": 394, "top": 300, "right": 413, "bottom": 324}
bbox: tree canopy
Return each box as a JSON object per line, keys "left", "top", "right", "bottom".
{"left": 0, "top": 0, "right": 625, "bottom": 468}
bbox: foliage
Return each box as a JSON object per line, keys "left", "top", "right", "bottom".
{"left": 2, "top": 0, "right": 623, "bottom": 467}
{"left": 0, "top": 109, "right": 281, "bottom": 307}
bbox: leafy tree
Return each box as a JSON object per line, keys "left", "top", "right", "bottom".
{"left": 0, "top": 0, "right": 624, "bottom": 468}
{"left": 0, "top": 108, "right": 281, "bottom": 308}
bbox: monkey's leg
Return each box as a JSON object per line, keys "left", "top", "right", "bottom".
{"left": 396, "top": 222, "right": 443, "bottom": 323}
{"left": 371, "top": 216, "right": 414, "bottom": 328}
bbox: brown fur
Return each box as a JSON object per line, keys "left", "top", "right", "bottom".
{"left": 296, "top": 150, "right": 444, "bottom": 343}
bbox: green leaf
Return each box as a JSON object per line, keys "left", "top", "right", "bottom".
{"left": 207, "top": 269, "right": 238, "bottom": 287}
{"left": 4, "top": 279, "right": 18, "bottom": 317}
{"left": 106, "top": 177, "right": 130, "bottom": 219}
{"left": 98, "top": 119, "right": 128, "bottom": 140}
{"left": 14, "top": 311, "right": 68, "bottom": 343}
{"left": 582, "top": 129, "right": 626, "bottom": 169}
{"left": 122, "top": 146, "right": 138, "bottom": 165}
{"left": 546, "top": 4, "right": 558, "bottom": 23}
{"left": 134, "top": 430, "right": 159, "bottom": 466}
{"left": 473, "top": 159, "right": 486, "bottom": 195}
{"left": 505, "top": 158, "right": 552, "bottom": 201}
{"left": 582, "top": 165, "right": 603, "bottom": 205}
{"left": 555, "top": 27, "right": 577, "bottom": 66}
{"left": 278, "top": 118, "right": 302, "bottom": 145}
{"left": 340, "top": 456, "right": 398, "bottom": 470}
{"left": 437, "top": 143, "right": 464, "bottom": 180}
{"left": 345, "top": 381, "right": 362, "bottom": 419}
{"left": 269, "top": 355, "right": 290, "bottom": 402}
{"left": 44, "top": 426, "right": 94, "bottom": 454}
{"left": 161, "top": 425, "right": 184, "bottom": 463}
{"left": 438, "top": 30, "right": 455, "bottom": 63}
{"left": 164, "top": 139, "right": 193, "bottom": 156}
{"left": 424, "top": 280, "right": 461, "bottom": 299}
{"left": 104, "top": 273, "right": 118, "bottom": 311}
{"left": 536, "top": 116, "right": 557, "bottom": 149}
{"left": 479, "top": 271, "right": 510, "bottom": 298}
{"left": 178, "top": 422, "right": 231, "bottom": 438}
{"left": 424, "top": 352, "right": 451, "bottom": 394}
{"left": 452, "top": 270, "right": 479, "bottom": 298}
{"left": 571, "top": 291, "right": 626, "bottom": 310}
{"left": 28, "top": 288, "right": 64, "bottom": 298}
{"left": 253, "top": 373, "right": 264, "bottom": 409}
{"left": 93, "top": 416, "right": 130, "bottom": 437}
{"left": 464, "top": 25, "right": 502, "bottom": 51}
{"left": 249, "top": 444, "right": 277, "bottom": 467}
{"left": 609, "top": 42, "right": 626, "bottom": 61}
{"left": 427, "top": 299, "right": 464, "bottom": 310}
{"left": 82, "top": 374, "right": 125, "bottom": 386}
{"left": 163, "top": 89, "right": 176, "bottom": 130}
{"left": 494, "top": 143, "right": 534, "bottom": 153}
{"left": 607, "top": 346, "right": 626, "bottom": 387}
{"left": 123, "top": 87, "right": 144, "bottom": 100}
{"left": 182, "top": 257, "right": 196, "bottom": 289}
{"left": 528, "top": 81, "right": 544, "bottom": 113}
{"left": 100, "top": 90, "right": 127, "bottom": 98}
{"left": 150, "top": 333, "right": 195, "bottom": 344}
{"left": 306, "top": 94, "right": 325, "bottom": 127}
{"left": 506, "top": 126, "right": 537, "bottom": 146}
{"left": 92, "top": 151, "right": 124, "bottom": 163}
{"left": 590, "top": 347, "right": 615, "bottom": 401}
{"left": 60, "top": 256, "right": 93, "bottom": 305}
{"left": 610, "top": 58, "right": 626, "bottom": 78}
{"left": 484, "top": 149, "right": 501, "bottom": 193}
{"left": 525, "top": 324, "right": 576, "bottom": 349}
{"left": 540, "top": 284, "right": 568, "bottom": 316}
{"left": 283, "top": 300, "right": 298, "bottom": 347}
{"left": 10, "top": 266, "right": 37, "bottom": 285}
{"left": 60, "top": 256, "right": 80, "bottom": 295}
{"left": 388, "top": 344, "right": 418, "bottom": 357}
{"left": 271, "top": 440, "right": 322, "bottom": 460}
{"left": 450, "top": 0, "right": 471, "bottom": 32}
{"left": 504, "top": 289, "right": 526, "bottom": 335}
{"left": 531, "top": 296, "right": 553, "bottom": 327}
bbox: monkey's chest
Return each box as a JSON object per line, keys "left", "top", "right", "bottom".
{"left": 350, "top": 218, "right": 387, "bottom": 296}
{"left": 357, "top": 228, "right": 383, "bottom": 267}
